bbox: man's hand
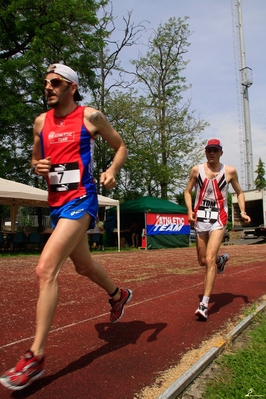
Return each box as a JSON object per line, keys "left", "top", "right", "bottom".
{"left": 241, "top": 213, "right": 251, "bottom": 224}
{"left": 34, "top": 157, "right": 51, "bottom": 176}
{"left": 100, "top": 171, "right": 116, "bottom": 190}
{"left": 188, "top": 211, "right": 196, "bottom": 223}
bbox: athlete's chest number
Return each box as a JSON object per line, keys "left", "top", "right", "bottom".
{"left": 197, "top": 205, "right": 219, "bottom": 223}
{"left": 49, "top": 162, "right": 80, "bottom": 192}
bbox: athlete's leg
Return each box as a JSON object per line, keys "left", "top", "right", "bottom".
{"left": 71, "top": 224, "right": 132, "bottom": 322}
{"left": 30, "top": 214, "right": 91, "bottom": 357}
{"left": 70, "top": 232, "right": 121, "bottom": 301}
{"left": 203, "top": 228, "right": 225, "bottom": 297}
{"left": 196, "top": 233, "right": 209, "bottom": 301}
{"left": 196, "top": 233, "right": 208, "bottom": 267}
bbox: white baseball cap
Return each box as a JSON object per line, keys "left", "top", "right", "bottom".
{"left": 46, "top": 63, "right": 82, "bottom": 101}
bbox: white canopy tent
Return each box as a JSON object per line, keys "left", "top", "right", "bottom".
{"left": 97, "top": 194, "right": 120, "bottom": 251}
{"left": 0, "top": 178, "right": 120, "bottom": 250}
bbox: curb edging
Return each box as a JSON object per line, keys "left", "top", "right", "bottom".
{"left": 157, "top": 301, "right": 266, "bottom": 399}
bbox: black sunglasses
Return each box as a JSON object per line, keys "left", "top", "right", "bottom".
{"left": 44, "top": 77, "right": 72, "bottom": 89}
{"left": 206, "top": 147, "right": 220, "bottom": 153}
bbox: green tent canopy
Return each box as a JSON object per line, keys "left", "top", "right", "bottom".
{"left": 113, "top": 196, "right": 187, "bottom": 214}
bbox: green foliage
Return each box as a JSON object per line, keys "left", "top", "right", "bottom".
{"left": 87, "top": 5, "right": 147, "bottom": 196}
{"left": 99, "top": 17, "right": 208, "bottom": 201}
{"left": 129, "top": 17, "right": 208, "bottom": 199}
{"left": 0, "top": 4, "right": 210, "bottom": 201}
{"left": 0, "top": 0, "right": 105, "bottom": 183}
{"left": 175, "top": 191, "right": 195, "bottom": 208}
{"left": 254, "top": 157, "right": 266, "bottom": 189}
{"left": 227, "top": 192, "right": 232, "bottom": 225}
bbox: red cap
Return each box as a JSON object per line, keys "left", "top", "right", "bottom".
{"left": 205, "top": 139, "right": 222, "bottom": 149}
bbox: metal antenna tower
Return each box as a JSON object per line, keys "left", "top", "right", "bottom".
{"left": 231, "top": 0, "right": 254, "bottom": 190}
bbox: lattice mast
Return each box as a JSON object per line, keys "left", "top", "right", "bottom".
{"left": 231, "top": 0, "right": 254, "bottom": 190}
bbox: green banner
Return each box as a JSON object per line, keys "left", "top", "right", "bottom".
{"left": 147, "top": 234, "right": 189, "bottom": 249}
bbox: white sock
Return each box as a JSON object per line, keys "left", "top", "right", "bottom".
{"left": 202, "top": 296, "right": 210, "bottom": 308}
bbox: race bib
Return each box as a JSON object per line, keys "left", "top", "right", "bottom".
{"left": 49, "top": 162, "right": 80, "bottom": 192}
{"left": 197, "top": 205, "right": 219, "bottom": 224}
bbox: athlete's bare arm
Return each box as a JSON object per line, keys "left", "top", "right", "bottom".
{"left": 225, "top": 165, "right": 251, "bottom": 223}
{"left": 184, "top": 165, "right": 199, "bottom": 223}
{"left": 84, "top": 107, "right": 128, "bottom": 190}
{"left": 31, "top": 113, "right": 51, "bottom": 176}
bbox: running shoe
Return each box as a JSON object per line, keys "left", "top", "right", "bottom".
{"left": 109, "top": 288, "right": 132, "bottom": 323}
{"left": 217, "top": 253, "right": 229, "bottom": 274}
{"left": 0, "top": 350, "right": 45, "bottom": 391}
{"left": 195, "top": 302, "right": 208, "bottom": 320}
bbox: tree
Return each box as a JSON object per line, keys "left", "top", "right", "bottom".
{"left": 254, "top": 158, "right": 266, "bottom": 189}
{"left": 0, "top": 4, "right": 210, "bottom": 204}
{"left": 127, "top": 17, "right": 208, "bottom": 199}
{"left": 103, "top": 89, "right": 153, "bottom": 200}
{"left": 0, "top": 0, "right": 105, "bottom": 184}
{"left": 88, "top": 3, "right": 147, "bottom": 196}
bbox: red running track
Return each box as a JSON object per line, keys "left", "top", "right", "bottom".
{"left": 0, "top": 244, "right": 265, "bottom": 399}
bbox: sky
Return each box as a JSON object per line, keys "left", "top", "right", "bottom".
{"left": 106, "top": 0, "right": 266, "bottom": 189}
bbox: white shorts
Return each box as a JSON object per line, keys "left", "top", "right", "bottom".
{"left": 195, "top": 220, "right": 225, "bottom": 235}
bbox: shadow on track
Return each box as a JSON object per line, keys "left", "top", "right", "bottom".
{"left": 11, "top": 320, "right": 167, "bottom": 398}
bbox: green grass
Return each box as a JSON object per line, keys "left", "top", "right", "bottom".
{"left": 0, "top": 250, "right": 40, "bottom": 257}
{"left": 202, "top": 310, "right": 266, "bottom": 399}
{"left": 0, "top": 246, "right": 138, "bottom": 257}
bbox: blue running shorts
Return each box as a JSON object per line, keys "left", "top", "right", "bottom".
{"left": 50, "top": 194, "right": 98, "bottom": 229}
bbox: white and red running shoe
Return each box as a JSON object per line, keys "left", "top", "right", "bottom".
{"left": 109, "top": 288, "right": 132, "bottom": 323}
{"left": 0, "top": 350, "right": 45, "bottom": 391}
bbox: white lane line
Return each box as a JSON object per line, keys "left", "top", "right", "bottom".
{"left": 0, "top": 263, "right": 263, "bottom": 350}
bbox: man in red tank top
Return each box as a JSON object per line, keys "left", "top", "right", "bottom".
{"left": 184, "top": 139, "right": 250, "bottom": 321}
{"left": 0, "top": 64, "right": 132, "bottom": 391}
